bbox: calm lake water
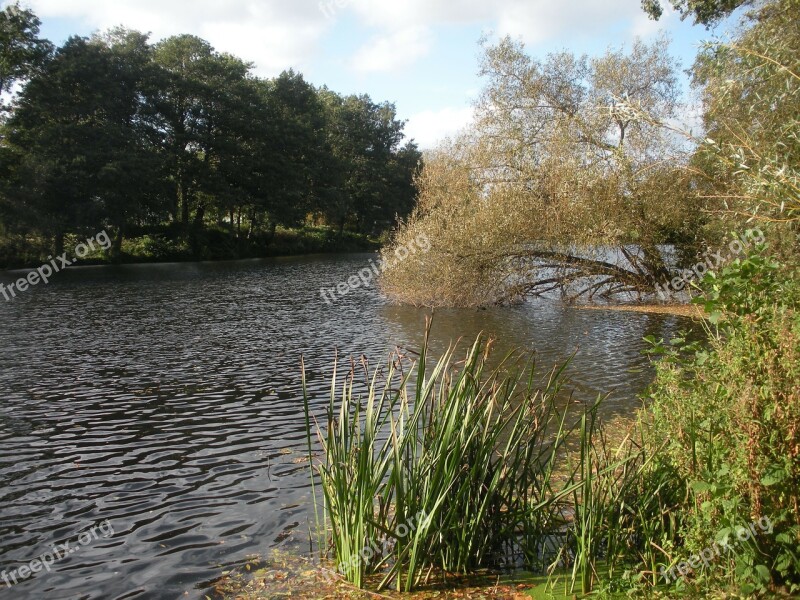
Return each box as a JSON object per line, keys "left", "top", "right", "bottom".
{"left": 0, "top": 254, "right": 692, "bottom": 599}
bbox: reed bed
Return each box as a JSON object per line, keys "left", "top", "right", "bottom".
{"left": 302, "top": 327, "right": 681, "bottom": 595}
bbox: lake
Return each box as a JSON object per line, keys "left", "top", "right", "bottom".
{"left": 0, "top": 254, "right": 691, "bottom": 599}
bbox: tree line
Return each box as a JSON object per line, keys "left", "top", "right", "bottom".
{"left": 0, "top": 4, "right": 422, "bottom": 264}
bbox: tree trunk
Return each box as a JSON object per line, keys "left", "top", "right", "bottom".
{"left": 193, "top": 202, "right": 205, "bottom": 230}
{"left": 268, "top": 221, "right": 277, "bottom": 244}
{"left": 53, "top": 231, "right": 64, "bottom": 258}
{"left": 112, "top": 225, "right": 125, "bottom": 262}
{"left": 247, "top": 208, "right": 259, "bottom": 240}
{"left": 181, "top": 188, "right": 190, "bottom": 228}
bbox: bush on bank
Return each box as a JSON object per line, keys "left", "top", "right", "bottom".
{"left": 644, "top": 246, "right": 800, "bottom": 596}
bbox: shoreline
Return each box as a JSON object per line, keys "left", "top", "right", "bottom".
{"left": 0, "top": 249, "right": 379, "bottom": 274}
{"left": 0, "top": 230, "right": 380, "bottom": 271}
{"left": 573, "top": 303, "right": 706, "bottom": 318}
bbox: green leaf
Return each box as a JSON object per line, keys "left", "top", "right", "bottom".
{"left": 740, "top": 583, "right": 756, "bottom": 596}
{"left": 761, "top": 469, "right": 786, "bottom": 486}
{"left": 716, "top": 527, "right": 733, "bottom": 543}
{"left": 755, "top": 564, "right": 771, "bottom": 582}
{"left": 691, "top": 480, "right": 715, "bottom": 493}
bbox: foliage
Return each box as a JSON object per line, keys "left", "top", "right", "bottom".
{"left": 318, "top": 90, "right": 420, "bottom": 235}
{"left": 0, "top": 10, "right": 421, "bottom": 264}
{"left": 690, "top": 0, "right": 800, "bottom": 232}
{"left": 381, "top": 36, "right": 695, "bottom": 307}
{"left": 644, "top": 247, "right": 800, "bottom": 595}
{"left": 0, "top": 2, "right": 52, "bottom": 97}
{"left": 303, "top": 329, "right": 584, "bottom": 592}
{"left": 302, "top": 328, "right": 699, "bottom": 596}
{"left": 6, "top": 32, "right": 164, "bottom": 258}
{"left": 381, "top": 0, "right": 799, "bottom": 309}
{"left": 641, "top": 0, "right": 749, "bottom": 26}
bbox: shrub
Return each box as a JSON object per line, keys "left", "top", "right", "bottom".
{"left": 645, "top": 245, "right": 800, "bottom": 595}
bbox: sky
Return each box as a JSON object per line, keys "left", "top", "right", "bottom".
{"left": 10, "top": 0, "right": 740, "bottom": 149}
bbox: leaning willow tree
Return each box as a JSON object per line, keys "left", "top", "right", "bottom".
{"left": 381, "top": 36, "right": 701, "bottom": 308}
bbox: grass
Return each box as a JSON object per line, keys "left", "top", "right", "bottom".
{"left": 301, "top": 321, "right": 686, "bottom": 596}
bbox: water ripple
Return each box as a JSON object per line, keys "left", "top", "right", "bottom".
{"left": 0, "top": 255, "right": 692, "bottom": 599}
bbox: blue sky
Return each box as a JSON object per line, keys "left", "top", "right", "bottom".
{"left": 14, "top": 0, "right": 739, "bottom": 148}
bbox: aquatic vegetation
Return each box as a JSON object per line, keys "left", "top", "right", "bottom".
{"left": 303, "top": 325, "right": 582, "bottom": 592}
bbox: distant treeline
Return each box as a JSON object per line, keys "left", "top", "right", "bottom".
{"left": 0, "top": 4, "right": 422, "bottom": 265}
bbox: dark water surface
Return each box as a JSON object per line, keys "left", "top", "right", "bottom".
{"left": 0, "top": 254, "right": 691, "bottom": 599}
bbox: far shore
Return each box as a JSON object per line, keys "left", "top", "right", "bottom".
{"left": 574, "top": 303, "right": 706, "bottom": 318}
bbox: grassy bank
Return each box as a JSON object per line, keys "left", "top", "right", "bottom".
{"left": 0, "top": 225, "right": 379, "bottom": 270}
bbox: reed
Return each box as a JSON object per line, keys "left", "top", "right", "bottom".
{"left": 303, "top": 326, "right": 575, "bottom": 592}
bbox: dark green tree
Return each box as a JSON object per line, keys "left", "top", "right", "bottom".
{"left": 89, "top": 28, "right": 169, "bottom": 255}
{"left": 244, "top": 70, "right": 326, "bottom": 238}
{"left": 152, "top": 35, "right": 253, "bottom": 239}
{"left": 7, "top": 33, "right": 163, "bottom": 257}
{"left": 641, "top": 0, "right": 749, "bottom": 25}
{"left": 320, "top": 91, "right": 414, "bottom": 234}
{"left": 0, "top": 2, "right": 52, "bottom": 97}
{"left": 1, "top": 22, "right": 420, "bottom": 264}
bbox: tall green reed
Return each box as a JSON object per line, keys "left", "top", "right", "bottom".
{"left": 303, "top": 326, "right": 576, "bottom": 592}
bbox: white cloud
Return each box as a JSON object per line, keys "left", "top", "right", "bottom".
{"left": 631, "top": 2, "right": 677, "bottom": 38}
{"left": 350, "top": 0, "right": 661, "bottom": 45}
{"left": 405, "top": 105, "right": 474, "bottom": 149}
{"left": 24, "top": 0, "right": 328, "bottom": 76}
{"left": 344, "top": 0, "right": 673, "bottom": 73}
{"left": 350, "top": 26, "right": 433, "bottom": 74}
{"left": 22, "top": 0, "right": 682, "bottom": 77}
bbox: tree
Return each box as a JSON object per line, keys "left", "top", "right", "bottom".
{"left": 320, "top": 91, "right": 413, "bottom": 234}
{"left": 641, "top": 0, "right": 750, "bottom": 26}
{"left": 1, "top": 22, "right": 421, "bottom": 264}
{"left": 0, "top": 2, "right": 52, "bottom": 97}
{"left": 690, "top": 0, "right": 800, "bottom": 236}
{"left": 0, "top": 2, "right": 51, "bottom": 239}
{"left": 381, "top": 36, "right": 695, "bottom": 307}
{"left": 152, "top": 35, "right": 253, "bottom": 234}
{"left": 89, "top": 28, "right": 169, "bottom": 255}
{"left": 6, "top": 32, "right": 163, "bottom": 257}
{"left": 250, "top": 71, "right": 327, "bottom": 236}
{"left": 376, "top": 140, "right": 422, "bottom": 231}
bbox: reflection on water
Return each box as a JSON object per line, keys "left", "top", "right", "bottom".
{"left": 0, "top": 254, "right": 693, "bottom": 599}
